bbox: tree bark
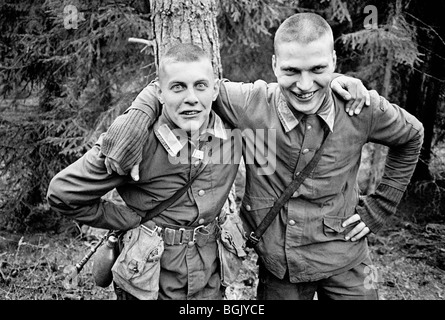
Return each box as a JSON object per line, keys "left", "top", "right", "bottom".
{"left": 150, "top": 0, "right": 222, "bottom": 78}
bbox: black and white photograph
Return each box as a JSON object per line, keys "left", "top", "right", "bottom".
{"left": 0, "top": 0, "right": 444, "bottom": 309}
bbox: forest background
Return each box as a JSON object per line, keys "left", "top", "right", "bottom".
{"left": 0, "top": 0, "right": 444, "bottom": 300}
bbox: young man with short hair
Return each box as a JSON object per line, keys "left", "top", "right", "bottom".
{"left": 48, "top": 43, "right": 241, "bottom": 300}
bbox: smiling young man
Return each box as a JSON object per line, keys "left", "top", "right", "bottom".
{"left": 47, "top": 44, "right": 242, "bottom": 300}
{"left": 96, "top": 14, "right": 423, "bottom": 300}
{"left": 272, "top": 20, "right": 337, "bottom": 115}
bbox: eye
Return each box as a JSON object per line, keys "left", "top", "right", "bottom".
{"left": 171, "top": 84, "right": 184, "bottom": 92}
{"left": 196, "top": 82, "right": 208, "bottom": 90}
{"left": 283, "top": 68, "right": 298, "bottom": 76}
{"left": 313, "top": 66, "right": 326, "bottom": 73}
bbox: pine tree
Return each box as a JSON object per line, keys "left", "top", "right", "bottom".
{"left": 339, "top": 0, "right": 421, "bottom": 194}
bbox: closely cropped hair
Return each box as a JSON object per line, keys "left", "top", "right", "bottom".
{"left": 163, "top": 43, "right": 209, "bottom": 62}
{"left": 159, "top": 43, "right": 211, "bottom": 78}
{"left": 274, "top": 13, "right": 334, "bottom": 52}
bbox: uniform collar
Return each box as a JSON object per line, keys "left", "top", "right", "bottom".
{"left": 154, "top": 111, "right": 227, "bottom": 157}
{"left": 276, "top": 88, "right": 335, "bottom": 133}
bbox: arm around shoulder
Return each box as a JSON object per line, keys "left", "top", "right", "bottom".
{"left": 47, "top": 140, "right": 142, "bottom": 230}
{"left": 101, "top": 83, "right": 162, "bottom": 172}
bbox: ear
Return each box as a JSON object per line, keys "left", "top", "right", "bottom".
{"left": 332, "top": 50, "right": 337, "bottom": 70}
{"left": 271, "top": 54, "right": 277, "bottom": 74}
{"left": 212, "top": 79, "right": 221, "bottom": 101}
{"left": 155, "top": 80, "right": 164, "bottom": 104}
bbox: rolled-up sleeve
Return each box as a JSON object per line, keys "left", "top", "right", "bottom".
{"left": 368, "top": 91, "right": 424, "bottom": 189}
{"left": 101, "top": 83, "right": 161, "bottom": 172}
{"left": 47, "top": 138, "right": 142, "bottom": 230}
{"left": 357, "top": 90, "right": 424, "bottom": 233}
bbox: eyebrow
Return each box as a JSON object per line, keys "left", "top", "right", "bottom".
{"left": 281, "top": 63, "right": 328, "bottom": 71}
{"left": 168, "top": 79, "right": 210, "bottom": 86}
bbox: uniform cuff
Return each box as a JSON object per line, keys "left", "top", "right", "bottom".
{"left": 356, "top": 183, "right": 404, "bottom": 234}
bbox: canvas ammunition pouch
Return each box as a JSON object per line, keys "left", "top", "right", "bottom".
{"left": 111, "top": 221, "right": 164, "bottom": 300}
{"left": 217, "top": 210, "right": 247, "bottom": 286}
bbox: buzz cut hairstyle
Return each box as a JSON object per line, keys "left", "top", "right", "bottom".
{"left": 158, "top": 43, "right": 211, "bottom": 78}
{"left": 274, "top": 13, "right": 334, "bottom": 52}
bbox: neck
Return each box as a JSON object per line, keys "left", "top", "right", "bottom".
{"left": 188, "top": 116, "right": 210, "bottom": 142}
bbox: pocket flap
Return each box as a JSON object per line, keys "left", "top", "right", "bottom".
{"left": 242, "top": 195, "right": 276, "bottom": 211}
{"left": 323, "top": 216, "right": 346, "bottom": 233}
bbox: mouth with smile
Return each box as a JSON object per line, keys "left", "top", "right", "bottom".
{"left": 293, "top": 90, "right": 318, "bottom": 101}
{"left": 180, "top": 109, "right": 202, "bottom": 117}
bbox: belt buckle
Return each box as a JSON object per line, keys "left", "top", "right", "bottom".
{"left": 192, "top": 225, "right": 205, "bottom": 243}
{"left": 141, "top": 223, "right": 160, "bottom": 237}
{"left": 178, "top": 228, "right": 186, "bottom": 244}
{"left": 164, "top": 227, "right": 175, "bottom": 245}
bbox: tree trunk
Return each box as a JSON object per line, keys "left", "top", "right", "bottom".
{"left": 150, "top": 0, "right": 222, "bottom": 78}
{"left": 150, "top": 0, "right": 238, "bottom": 212}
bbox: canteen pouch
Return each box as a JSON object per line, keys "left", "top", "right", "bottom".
{"left": 217, "top": 211, "right": 247, "bottom": 286}
{"left": 111, "top": 224, "right": 164, "bottom": 300}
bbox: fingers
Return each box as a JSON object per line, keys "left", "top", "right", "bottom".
{"left": 364, "top": 89, "right": 371, "bottom": 106}
{"left": 104, "top": 157, "right": 126, "bottom": 176}
{"left": 349, "top": 82, "right": 370, "bottom": 116}
{"left": 130, "top": 163, "right": 140, "bottom": 181}
{"left": 114, "top": 163, "right": 125, "bottom": 176}
{"left": 342, "top": 214, "right": 371, "bottom": 241}
{"left": 331, "top": 78, "right": 352, "bottom": 101}
{"left": 335, "top": 78, "right": 370, "bottom": 116}
{"left": 345, "top": 82, "right": 360, "bottom": 116}
{"left": 104, "top": 157, "right": 113, "bottom": 175}
{"left": 348, "top": 97, "right": 365, "bottom": 116}
{"left": 342, "top": 213, "right": 361, "bottom": 227}
{"left": 350, "top": 226, "right": 370, "bottom": 241}
{"left": 345, "top": 222, "right": 370, "bottom": 241}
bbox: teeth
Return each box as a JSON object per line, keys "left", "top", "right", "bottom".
{"left": 296, "top": 92, "right": 314, "bottom": 99}
{"left": 182, "top": 111, "right": 199, "bottom": 115}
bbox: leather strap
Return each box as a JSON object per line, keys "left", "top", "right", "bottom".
{"left": 140, "top": 155, "right": 209, "bottom": 224}
{"left": 247, "top": 125, "right": 331, "bottom": 248}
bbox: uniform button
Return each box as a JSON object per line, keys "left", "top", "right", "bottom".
{"left": 245, "top": 205, "right": 251, "bottom": 211}
{"left": 289, "top": 220, "right": 296, "bottom": 226}
{"left": 295, "top": 172, "right": 300, "bottom": 176}
{"left": 198, "top": 218, "right": 205, "bottom": 224}
{"left": 302, "top": 148, "right": 309, "bottom": 154}
{"left": 307, "top": 125, "right": 312, "bottom": 130}
{"left": 188, "top": 241, "right": 195, "bottom": 247}
{"left": 194, "top": 160, "right": 200, "bottom": 167}
{"left": 198, "top": 190, "right": 205, "bottom": 196}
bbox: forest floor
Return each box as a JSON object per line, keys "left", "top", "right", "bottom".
{"left": 0, "top": 192, "right": 444, "bottom": 300}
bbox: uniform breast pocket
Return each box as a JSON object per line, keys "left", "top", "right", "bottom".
{"left": 322, "top": 215, "right": 360, "bottom": 240}
{"left": 241, "top": 195, "right": 276, "bottom": 229}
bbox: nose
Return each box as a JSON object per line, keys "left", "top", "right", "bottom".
{"left": 296, "top": 72, "right": 313, "bottom": 91}
{"left": 184, "top": 88, "right": 198, "bottom": 105}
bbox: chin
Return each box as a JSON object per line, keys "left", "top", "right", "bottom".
{"left": 292, "top": 96, "right": 324, "bottom": 114}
